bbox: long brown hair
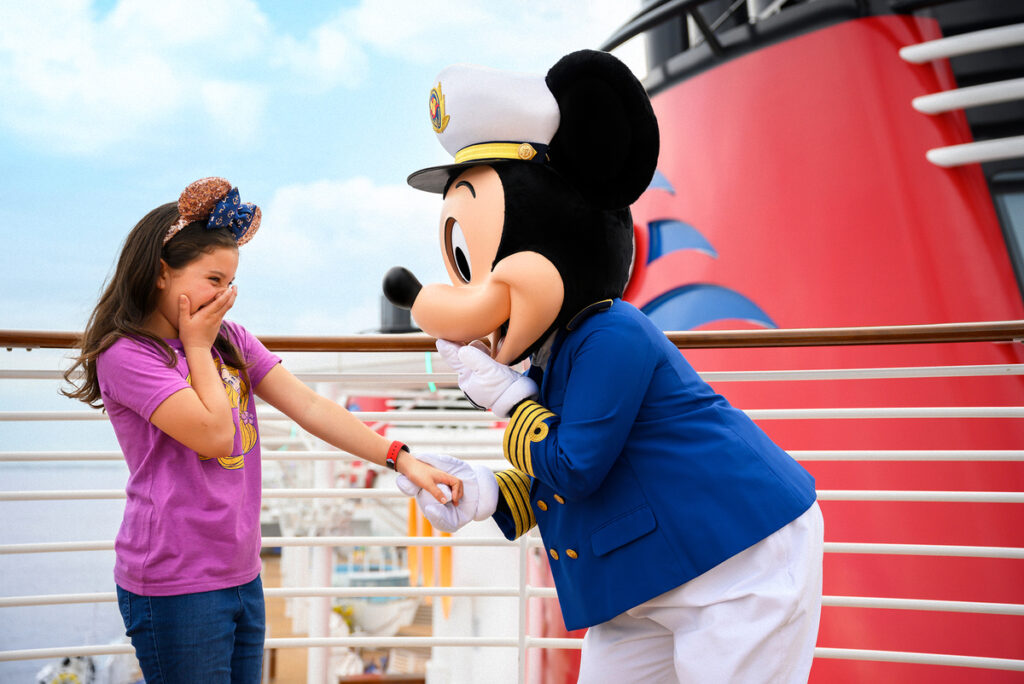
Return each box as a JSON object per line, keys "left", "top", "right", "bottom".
{"left": 63, "top": 202, "right": 248, "bottom": 409}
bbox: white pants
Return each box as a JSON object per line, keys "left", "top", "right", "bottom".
{"left": 577, "top": 502, "right": 824, "bottom": 684}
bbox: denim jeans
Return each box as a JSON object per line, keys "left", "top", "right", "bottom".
{"left": 116, "top": 575, "right": 265, "bottom": 684}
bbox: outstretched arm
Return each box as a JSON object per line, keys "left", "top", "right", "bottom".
{"left": 255, "top": 364, "right": 462, "bottom": 504}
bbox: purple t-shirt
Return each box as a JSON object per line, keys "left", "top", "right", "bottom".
{"left": 97, "top": 320, "right": 281, "bottom": 596}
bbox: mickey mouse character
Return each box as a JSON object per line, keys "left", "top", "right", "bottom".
{"left": 386, "top": 50, "right": 824, "bottom": 683}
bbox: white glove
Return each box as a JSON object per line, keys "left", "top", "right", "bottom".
{"left": 436, "top": 339, "right": 538, "bottom": 418}
{"left": 395, "top": 452, "right": 499, "bottom": 533}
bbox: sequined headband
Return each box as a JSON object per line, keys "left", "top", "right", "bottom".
{"left": 163, "top": 177, "right": 262, "bottom": 246}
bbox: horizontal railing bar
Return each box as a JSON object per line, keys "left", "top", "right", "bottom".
{"left": 5, "top": 590, "right": 1017, "bottom": 616}
{"left": 791, "top": 450, "right": 1024, "bottom": 461}
{"left": 0, "top": 449, "right": 504, "bottom": 462}
{"left": 3, "top": 643, "right": 1022, "bottom": 670}
{"left": 3, "top": 406, "right": 1022, "bottom": 423}
{"left": 0, "top": 638, "right": 532, "bottom": 662}
{"left": 3, "top": 538, "right": 1019, "bottom": 558}
{"left": 899, "top": 22, "right": 1024, "bottom": 63}
{"left": 825, "top": 543, "right": 1024, "bottom": 559}
{"left": 0, "top": 587, "right": 524, "bottom": 607}
{"left": 266, "top": 535, "right": 519, "bottom": 548}
{"left": 0, "top": 536, "right": 518, "bottom": 554}
{"left": 815, "top": 647, "right": 1024, "bottom": 672}
{"left": 913, "top": 77, "right": 1024, "bottom": 115}
{"left": 926, "top": 135, "right": 1024, "bottom": 168}
{"left": 8, "top": 364, "right": 1023, "bottom": 384}
{"left": 0, "top": 644, "right": 135, "bottom": 662}
{"left": 0, "top": 541, "right": 115, "bottom": 553}
{"left": 3, "top": 488, "right": 1022, "bottom": 503}
{"left": 525, "top": 637, "right": 584, "bottom": 650}
{"left": 702, "top": 364, "right": 1024, "bottom": 381}
{"left": 823, "top": 595, "right": 1024, "bottom": 615}
{"left": 270, "top": 636, "right": 523, "bottom": 649}
{"left": 0, "top": 592, "right": 117, "bottom": 607}
{"left": 0, "top": 410, "right": 492, "bottom": 422}
{"left": 3, "top": 449, "right": 1023, "bottom": 463}
{"left": 0, "top": 369, "right": 461, "bottom": 385}
{"left": 4, "top": 321, "right": 1023, "bottom": 352}
{"left": 0, "top": 586, "right": 557, "bottom": 608}
{"left": 744, "top": 407, "right": 1024, "bottom": 419}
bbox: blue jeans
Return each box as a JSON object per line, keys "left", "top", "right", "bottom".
{"left": 116, "top": 575, "right": 265, "bottom": 684}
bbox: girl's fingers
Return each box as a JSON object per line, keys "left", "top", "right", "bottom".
{"left": 448, "top": 476, "right": 463, "bottom": 505}
{"left": 196, "top": 287, "right": 236, "bottom": 322}
{"left": 425, "top": 483, "right": 449, "bottom": 504}
{"left": 208, "top": 286, "right": 236, "bottom": 314}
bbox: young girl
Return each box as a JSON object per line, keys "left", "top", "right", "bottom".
{"left": 63, "top": 177, "right": 462, "bottom": 683}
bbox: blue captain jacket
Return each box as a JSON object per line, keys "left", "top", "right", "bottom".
{"left": 491, "top": 299, "right": 817, "bottom": 631}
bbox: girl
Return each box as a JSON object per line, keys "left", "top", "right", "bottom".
{"left": 63, "top": 177, "right": 461, "bottom": 683}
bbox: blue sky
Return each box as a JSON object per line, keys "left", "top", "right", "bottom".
{"left": 0, "top": 0, "right": 645, "bottom": 335}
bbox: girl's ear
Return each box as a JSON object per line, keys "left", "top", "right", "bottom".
{"left": 545, "top": 49, "right": 659, "bottom": 210}
{"left": 155, "top": 259, "right": 170, "bottom": 290}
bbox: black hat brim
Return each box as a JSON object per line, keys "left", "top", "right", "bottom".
{"left": 407, "top": 158, "right": 523, "bottom": 193}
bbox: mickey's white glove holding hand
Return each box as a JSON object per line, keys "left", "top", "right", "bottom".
{"left": 436, "top": 339, "right": 538, "bottom": 418}
{"left": 396, "top": 452, "right": 499, "bottom": 533}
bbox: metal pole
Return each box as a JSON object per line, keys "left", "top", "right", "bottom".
{"left": 517, "top": 535, "right": 529, "bottom": 684}
{"left": 307, "top": 458, "right": 333, "bottom": 684}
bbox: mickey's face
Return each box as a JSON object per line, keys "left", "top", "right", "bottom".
{"left": 440, "top": 166, "right": 504, "bottom": 290}
{"left": 396, "top": 164, "right": 564, "bottom": 364}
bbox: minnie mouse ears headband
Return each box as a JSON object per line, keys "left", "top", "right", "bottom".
{"left": 407, "top": 49, "right": 659, "bottom": 210}
{"left": 163, "top": 177, "right": 262, "bottom": 246}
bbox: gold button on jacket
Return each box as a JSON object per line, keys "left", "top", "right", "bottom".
{"left": 549, "top": 549, "right": 559, "bottom": 560}
{"left": 537, "top": 500, "right": 548, "bottom": 511}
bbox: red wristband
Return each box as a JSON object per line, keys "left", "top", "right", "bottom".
{"left": 385, "top": 440, "right": 409, "bottom": 471}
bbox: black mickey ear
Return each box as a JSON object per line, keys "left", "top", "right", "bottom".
{"left": 545, "top": 49, "right": 659, "bottom": 210}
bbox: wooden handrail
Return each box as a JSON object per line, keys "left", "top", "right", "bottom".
{"left": 2, "top": 321, "right": 1023, "bottom": 352}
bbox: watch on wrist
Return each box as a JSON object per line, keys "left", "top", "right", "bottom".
{"left": 385, "top": 440, "right": 410, "bottom": 471}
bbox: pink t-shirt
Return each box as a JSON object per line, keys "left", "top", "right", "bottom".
{"left": 97, "top": 320, "right": 281, "bottom": 596}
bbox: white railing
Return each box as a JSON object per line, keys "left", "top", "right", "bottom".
{"left": 900, "top": 21, "right": 1024, "bottom": 167}
{"left": 1, "top": 322, "right": 1023, "bottom": 682}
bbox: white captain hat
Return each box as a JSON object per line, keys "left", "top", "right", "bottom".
{"left": 407, "top": 63, "right": 561, "bottom": 193}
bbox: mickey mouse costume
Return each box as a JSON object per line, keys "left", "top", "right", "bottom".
{"left": 386, "top": 50, "right": 824, "bottom": 682}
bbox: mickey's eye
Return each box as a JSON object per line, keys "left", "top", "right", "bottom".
{"left": 445, "top": 217, "right": 472, "bottom": 283}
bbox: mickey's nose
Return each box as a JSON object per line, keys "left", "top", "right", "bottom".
{"left": 383, "top": 266, "right": 423, "bottom": 309}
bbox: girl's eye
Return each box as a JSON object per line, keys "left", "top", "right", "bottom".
{"left": 445, "top": 218, "right": 472, "bottom": 283}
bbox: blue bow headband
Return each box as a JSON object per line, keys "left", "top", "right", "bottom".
{"left": 163, "top": 177, "right": 262, "bottom": 246}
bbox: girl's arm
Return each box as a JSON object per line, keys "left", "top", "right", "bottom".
{"left": 255, "top": 364, "right": 462, "bottom": 504}
{"left": 150, "top": 289, "right": 238, "bottom": 459}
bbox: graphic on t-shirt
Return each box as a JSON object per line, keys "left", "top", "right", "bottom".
{"left": 186, "top": 361, "right": 257, "bottom": 470}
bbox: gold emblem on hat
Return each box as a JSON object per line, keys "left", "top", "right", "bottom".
{"left": 429, "top": 82, "right": 450, "bottom": 134}
{"left": 517, "top": 143, "right": 536, "bottom": 160}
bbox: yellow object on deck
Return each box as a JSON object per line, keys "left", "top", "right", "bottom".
{"left": 407, "top": 498, "right": 454, "bottom": 617}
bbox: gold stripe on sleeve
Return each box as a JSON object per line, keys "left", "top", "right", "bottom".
{"left": 495, "top": 469, "right": 536, "bottom": 538}
{"left": 503, "top": 400, "right": 555, "bottom": 477}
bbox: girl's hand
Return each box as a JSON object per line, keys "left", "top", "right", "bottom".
{"left": 398, "top": 455, "right": 464, "bottom": 505}
{"left": 178, "top": 286, "right": 236, "bottom": 350}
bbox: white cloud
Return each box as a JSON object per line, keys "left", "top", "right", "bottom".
{"left": 0, "top": 0, "right": 273, "bottom": 153}
{"left": 200, "top": 80, "right": 268, "bottom": 143}
{"left": 234, "top": 176, "right": 449, "bottom": 334}
{"left": 272, "top": 24, "right": 369, "bottom": 90}
{"left": 0, "top": 0, "right": 644, "bottom": 153}
{"left": 340, "top": 0, "right": 646, "bottom": 75}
